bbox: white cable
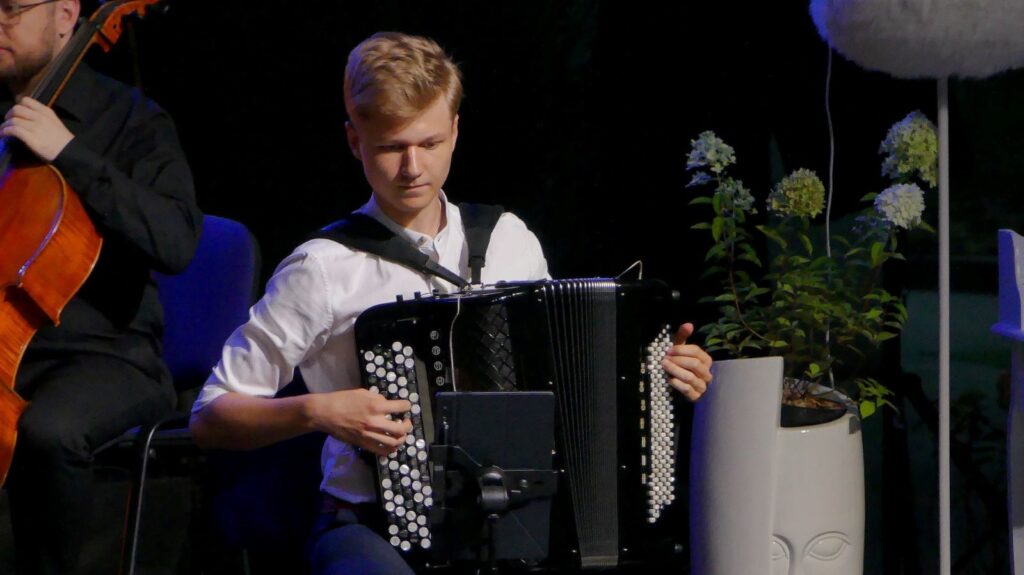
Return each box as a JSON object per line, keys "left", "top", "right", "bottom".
{"left": 447, "top": 295, "right": 462, "bottom": 392}
{"left": 824, "top": 46, "right": 837, "bottom": 390}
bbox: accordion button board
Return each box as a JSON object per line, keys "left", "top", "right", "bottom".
{"left": 363, "top": 341, "right": 435, "bottom": 551}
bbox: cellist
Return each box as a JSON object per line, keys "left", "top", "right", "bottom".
{"left": 0, "top": 0, "right": 201, "bottom": 572}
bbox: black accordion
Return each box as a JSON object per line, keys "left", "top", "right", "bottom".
{"left": 354, "top": 278, "right": 683, "bottom": 568}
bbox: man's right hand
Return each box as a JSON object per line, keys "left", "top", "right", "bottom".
{"left": 309, "top": 388, "right": 412, "bottom": 456}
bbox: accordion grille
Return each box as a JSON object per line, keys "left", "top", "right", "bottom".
{"left": 452, "top": 302, "right": 517, "bottom": 390}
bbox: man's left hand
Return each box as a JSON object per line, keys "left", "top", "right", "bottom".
{"left": 661, "top": 322, "right": 713, "bottom": 402}
{"left": 1, "top": 97, "right": 74, "bottom": 162}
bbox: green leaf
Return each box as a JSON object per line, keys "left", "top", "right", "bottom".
{"left": 860, "top": 193, "right": 879, "bottom": 202}
{"left": 756, "top": 225, "right": 788, "bottom": 249}
{"left": 691, "top": 222, "right": 712, "bottom": 230}
{"left": 699, "top": 266, "right": 727, "bottom": 280}
{"left": 770, "top": 340, "right": 788, "bottom": 348}
{"left": 712, "top": 192, "right": 722, "bottom": 214}
{"left": 712, "top": 217, "right": 725, "bottom": 242}
{"left": 876, "top": 332, "right": 899, "bottom": 342}
{"left": 918, "top": 220, "right": 936, "bottom": 233}
{"left": 870, "top": 242, "right": 885, "bottom": 267}
{"left": 799, "top": 234, "right": 813, "bottom": 256}
{"left": 688, "top": 196, "right": 714, "bottom": 206}
{"left": 705, "top": 244, "right": 726, "bottom": 262}
{"left": 738, "top": 252, "right": 762, "bottom": 266}
{"left": 746, "top": 287, "right": 770, "bottom": 299}
{"left": 860, "top": 400, "right": 877, "bottom": 419}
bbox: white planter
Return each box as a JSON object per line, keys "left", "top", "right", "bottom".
{"left": 690, "top": 357, "right": 865, "bottom": 575}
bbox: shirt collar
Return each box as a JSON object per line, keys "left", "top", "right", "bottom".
{"left": 358, "top": 191, "right": 458, "bottom": 249}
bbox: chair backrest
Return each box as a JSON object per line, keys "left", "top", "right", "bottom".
{"left": 156, "top": 215, "right": 261, "bottom": 393}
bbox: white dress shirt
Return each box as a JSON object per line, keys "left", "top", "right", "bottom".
{"left": 193, "top": 193, "right": 549, "bottom": 502}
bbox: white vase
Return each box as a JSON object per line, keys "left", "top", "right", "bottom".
{"left": 690, "top": 357, "right": 865, "bottom": 575}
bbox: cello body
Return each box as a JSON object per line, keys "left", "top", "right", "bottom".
{"left": 0, "top": 164, "right": 102, "bottom": 484}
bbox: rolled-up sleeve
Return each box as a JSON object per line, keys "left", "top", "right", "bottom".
{"left": 193, "top": 250, "right": 335, "bottom": 412}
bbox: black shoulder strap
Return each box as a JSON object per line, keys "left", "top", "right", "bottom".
{"left": 459, "top": 203, "right": 505, "bottom": 284}
{"left": 313, "top": 213, "right": 469, "bottom": 288}
{"left": 311, "top": 203, "right": 506, "bottom": 288}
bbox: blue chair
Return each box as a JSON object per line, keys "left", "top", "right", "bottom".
{"left": 117, "top": 215, "right": 260, "bottom": 575}
{"left": 994, "top": 229, "right": 1024, "bottom": 574}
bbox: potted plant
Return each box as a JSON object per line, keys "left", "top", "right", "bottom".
{"left": 686, "top": 113, "right": 937, "bottom": 575}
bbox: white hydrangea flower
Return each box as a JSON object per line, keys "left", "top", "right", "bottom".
{"left": 768, "top": 168, "right": 825, "bottom": 218}
{"left": 880, "top": 111, "right": 938, "bottom": 188}
{"left": 874, "top": 183, "right": 925, "bottom": 229}
{"left": 720, "top": 177, "right": 756, "bottom": 212}
{"left": 687, "top": 131, "right": 736, "bottom": 174}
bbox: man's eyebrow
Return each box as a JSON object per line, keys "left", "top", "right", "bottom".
{"left": 378, "top": 133, "right": 448, "bottom": 146}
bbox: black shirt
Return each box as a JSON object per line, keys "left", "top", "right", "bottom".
{"left": 1, "top": 65, "right": 203, "bottom": 382}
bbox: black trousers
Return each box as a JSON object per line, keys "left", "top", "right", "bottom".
{"left": 306, "top": 500, "right": 414, "bottom": 575}
{"left": 6, "top": 353, "right": 174, "bottom": 575}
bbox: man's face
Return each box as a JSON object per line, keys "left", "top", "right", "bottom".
{"left": 0, "top": 0, "right": 76, "bottom": 89}
{"left": 346, "top": 95, "right": 459, "bottom": 223}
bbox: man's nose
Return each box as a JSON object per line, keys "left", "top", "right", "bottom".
{"left": 401, "top": 147, "right": 422, "bottom": 179}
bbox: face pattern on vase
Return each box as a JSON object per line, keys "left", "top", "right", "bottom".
{"left": 769, "top": 415, "right": 865, "bottom": 575}
{"left": 772, "top": 532, "right": 855, "bottom": 575}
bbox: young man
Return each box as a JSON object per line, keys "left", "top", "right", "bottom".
{"left": 190, "top": 32, "right": 712, "bottom": 574}
{"left": 0, "top": 1, "right": 202, "bottom": 573}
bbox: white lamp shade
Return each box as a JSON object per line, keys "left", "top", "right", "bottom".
{"left": 810, "top": 0, "right": 1024, "bottom": 79}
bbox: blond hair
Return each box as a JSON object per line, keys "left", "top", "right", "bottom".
{"left": 344, "top": 32, "right": 463, "bottom": 124}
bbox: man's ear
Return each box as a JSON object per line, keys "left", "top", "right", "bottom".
{"left": 451, "top": 114, "right": 459, "bottom": 149}
{"left": 345, "top": 121, "right": 361, "bottom": 161}
{"left": 56, "top": 0, "right": 80, "bottom": 38}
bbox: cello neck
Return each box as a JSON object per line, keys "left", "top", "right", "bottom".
{"left": 30, "top": 0, "right": 150, "bottom": 107}
{"left": 29, "top": 17, "right": 99, "bottom": 107}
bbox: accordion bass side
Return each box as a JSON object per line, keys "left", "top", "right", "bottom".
{"left": 354, "top": 278, "right": 682, "bottom": 567}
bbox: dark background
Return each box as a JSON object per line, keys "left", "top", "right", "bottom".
{"left": 9, "top": 1, "right": 1022, "bottom": 573}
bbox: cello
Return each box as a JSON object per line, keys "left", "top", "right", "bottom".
{"left": 0, "top": 0, "right": 163, "bottom": 485}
